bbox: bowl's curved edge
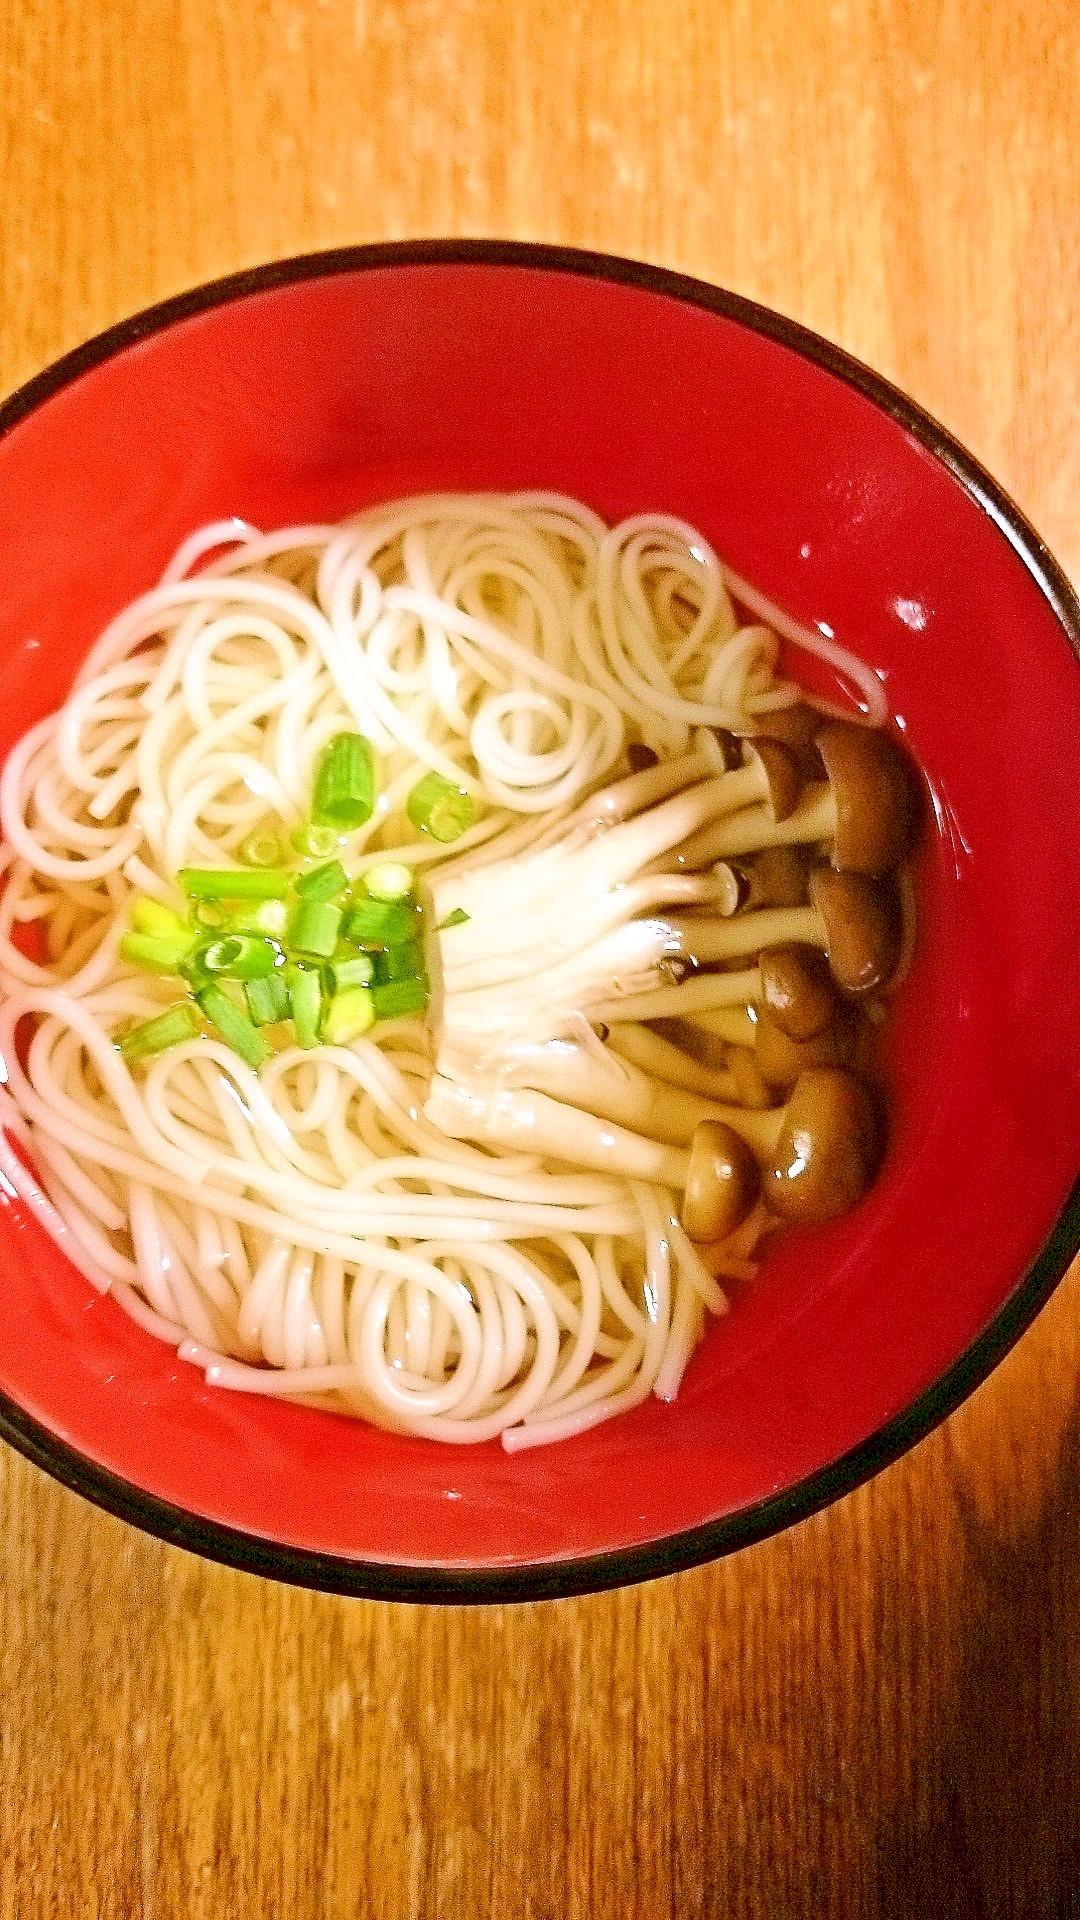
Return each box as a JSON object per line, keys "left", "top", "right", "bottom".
{"left": 0, "top": 238, "right": 1078, "bottom": 1603}
{"left": 1, "top": 1170, "right": 1077, "bottom": 1603}
{"left": 4, "top": 238, "right": 1079, "bottom": 646}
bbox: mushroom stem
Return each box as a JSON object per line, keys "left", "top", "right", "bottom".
{"left": 424, "top": 1074, "right": 691, "bottom": 1182}
{"left": 553, "top": 748, "right": 716, "bottom": 836}
{"left": 660, "top": 903, "right": 826, "bottom": 966}
{"left": 587, "top": 966, "right": 760, "bottom": 1025}
{"left": 440, "top": 870, "right": 750, "bottom": 992}
{"left": 674, "top": 783, "right": 835, "bottom": 869}
{"left": 673, "top": 720, "right": 918, "bottom": 876}
{"left": 425, "top": 1066, "right": 881, "bottom": 1237}
{"left": 426, "top": 1073, "right": 785, "bottom": 1180}
{"left": 605, "top": 1022, "right": 739, "bottom": 1101}
{"left": 677, "top": 1006, "right": 759, "bottom": 1047}
{"left": 432, "top": 747, "right": 801, "bottom": 931}
{"left": 498, "top": 1037, "right": 738, "bottom": 1146}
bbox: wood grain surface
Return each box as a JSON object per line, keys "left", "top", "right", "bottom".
{"left": 1, "top": 2, "right": 1079, "bottom": 1914}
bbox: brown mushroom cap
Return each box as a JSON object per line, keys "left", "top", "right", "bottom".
{"left": 713, "top": 844, "right": 811, "bottom": 918}
{"left": 710, "top": 862, "right": 749, "bottom": 917}
{"left": 759, "top": 941, "right": 840, "bottom": 1040}
{"left": 681, "top": 1120, "right": 761, "bottom": 1242}
{"left": 748, "top": 843, "right": 812, "bottom": 908}
{"left": 809, "top": 866, "right": 903, "bottom": 996}
{"left": 764, "top": 1067, "right": 880, "bottom": 1224}
{"left": 729, "top": 1046, "right": 775, "bottom": 1110}
{"left": 748, "top": 738, "right": 804, "bottom": 823}
{"left": 625, "top": 742, "right": 660, "bottom": 774}
{"left": 751, "top": 703, "right": 827, "bottom": 780}
{"left": 708, "top": 727, "right": 744, "bottom": 771}
{"left": 754, "top": 1001, "right": 859, "bottom": 1089}
{"left": 815, "top": 720, "right": 920, "bottom": 874}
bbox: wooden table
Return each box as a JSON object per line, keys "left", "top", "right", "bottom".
{"left": 2, "top": 2, "right": 1078, "bottom": 1912}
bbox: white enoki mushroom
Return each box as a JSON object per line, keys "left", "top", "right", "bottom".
{"left": 429, "top": 749, "right": 814, "bottom": 1065}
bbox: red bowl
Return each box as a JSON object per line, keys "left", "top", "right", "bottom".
{"left": 1, "top": 243, "right": 1078, "bottom": 1600}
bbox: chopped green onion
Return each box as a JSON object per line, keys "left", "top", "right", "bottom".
{"left": 118, "top": 1001, "right": 202, "bottom": 1064}
{"left": 286, "top": 966, "right": 322, "bottom": 1049}
{"left": 289, "top": 898, "right": 343, "bottom": 957}
{"left": 373, "top": 940, "right": 426, "bottom": 987}
{"left": 196, "top": 984, "right": 271, "bottom": 1070}
{"left": 290, "top": 822, "right": 341, "bottom": 860}
{"left": 311, "top": 733, "right": 376, "bottom": 831}
{"left": 361, "top": 862, "right": 414, "bottom": 904}
{"left": 226, "top": 898, "right": 289, "bottom": 939}
{"left": 371, "top": 978, "right": 429, "bottom": 1022}
{"left": 131, "top": 897, "right": 190, "bottom": 939}
{"left": 324, "top": 952, "right": 375, "bottom": 995}
{"left": 406, "top": 772, "right": 476, "bottom": 843}
{"left": 179, "top": 949, "right": 212, "bottom": 991}
{"left": 180, "top": 867, "right": 291, "bottom": 902}
{"left": 322, "top": 986, "right": 376, "bottom": 1045}
{"left": 200, "top": 934, "right": 280, "bottom": 980}
{"left": 294, "top": 858, "right": 348, "bottom": 902}
{"left": 191, "top": 901, "right": 229, "bottom": 930}
{"left": 119, "top": 930, "right": 195, "bottom": 974}
{"left": 343, "top": 897, "right": 418, "bottom": 947}
{"left": 436, "top": 907, "right": 470, "bottom": 930}
{"left": 244, "top": 972, "right": 291, "bottom": 1027}
{"left": 240, "top": 827, "right": 286, "bottom": 867}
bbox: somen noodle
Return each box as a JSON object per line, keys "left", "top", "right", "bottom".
{"left": 0, "top": 494, "right": 888, "bottom": 1448}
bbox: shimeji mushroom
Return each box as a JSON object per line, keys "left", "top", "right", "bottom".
{"left": 758, "top": 941, "right": 840, "bottom": 1040}
{"left": 495, "top": 1034, "right": 739, "bottom": 1146}
{"left": 747, "top": 703, "right": 826, "bottom": 778}
{"left": 671, "top": 719, "right": 919, "bottom": 876}
{"left": 602, "top": 1020, "right": 739, "bottom": 1102}
{"left": 752, "top": 1000, "right": 861, "bottom": 1091}
{"left": 630, "top": 866, "right": 902, "bottom": 1001}
{"left": 432, "top": 736, "right": 805, "bottom": 949}
{"left": 429, "top": 749, "right": 810, "bottom": 1061}
{"left": 807, "top": 867, "right": 902, "bottom": 996}
{"left": 423, "top": 717, "right": 913, "bottom": 1249}
{"left": 425, "top": 1065, "right": 881, "bottom": 1234}
{"left": 712, "top": 843, "right": 812, "bottom": 916}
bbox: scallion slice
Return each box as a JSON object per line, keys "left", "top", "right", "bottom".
{"left": 119, "top": 930, "right": 195, "bottom": 974}
{"left": 180, "top": 867, "right": 291, "bottom": 902}
{"left": 118, "top": 1002, "right": 202, "bottom": 1065}
{"left": 361, "top": 862, "right": 414, "bottom": 904}
{"left": 324, "top": 952, "right": 375, "bottom": 995}
{"left": 294, "top": 858, "right": 348, "bottom": 902}
{"left": 244, "top": 972, "right": 290, "bottom": 1027}
{"left": 406, "top": 772, "right": 476, "bottom": 843}
{"left": 322, "top": 986, "right": 376, "bottom": 1045}
{"left": 226, "top": 898, "right": 289, "bottom": 939}
{"left": 373, "top": 940, "right": 426, "bottom": 987}
{"left": 290, "top": 822, "right": 341, "bottom": 860}
{"left": 288, "top": 898, "right": 343, "bottom": 957}
{"left": 130, "top": 897, "right": 190, "bottom": 940}
{"left": 240, "top": 827, "right": 285, "bottom": 868}
{"left": 195, "top": 984, "right": 271, "bottom": 1070}
{"left": 286, "top": 966, "right": 322, "bottom": 1049}
{"left": 200, "top": 934, "right": 280, "bottom": 980}
{"left": 311, "top": 733, "right": 376, "bottom": 830}
{"left": 371, "top": 978, "right": 428, "bottom": 1022}
{"left": 343, "top": 897, "right": 417, "bottom": 947}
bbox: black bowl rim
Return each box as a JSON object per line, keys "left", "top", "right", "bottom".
{"left": 0, "top": 237, "right": 1077, "bottom": 1605}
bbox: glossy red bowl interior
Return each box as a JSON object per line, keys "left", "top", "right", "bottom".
{"left": 1, "top": 243, "right": 1078, "bottom": 1600}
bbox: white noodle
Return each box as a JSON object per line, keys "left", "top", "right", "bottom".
{"left": 0, "top": 494, "right": 880, "bottom": 1446}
